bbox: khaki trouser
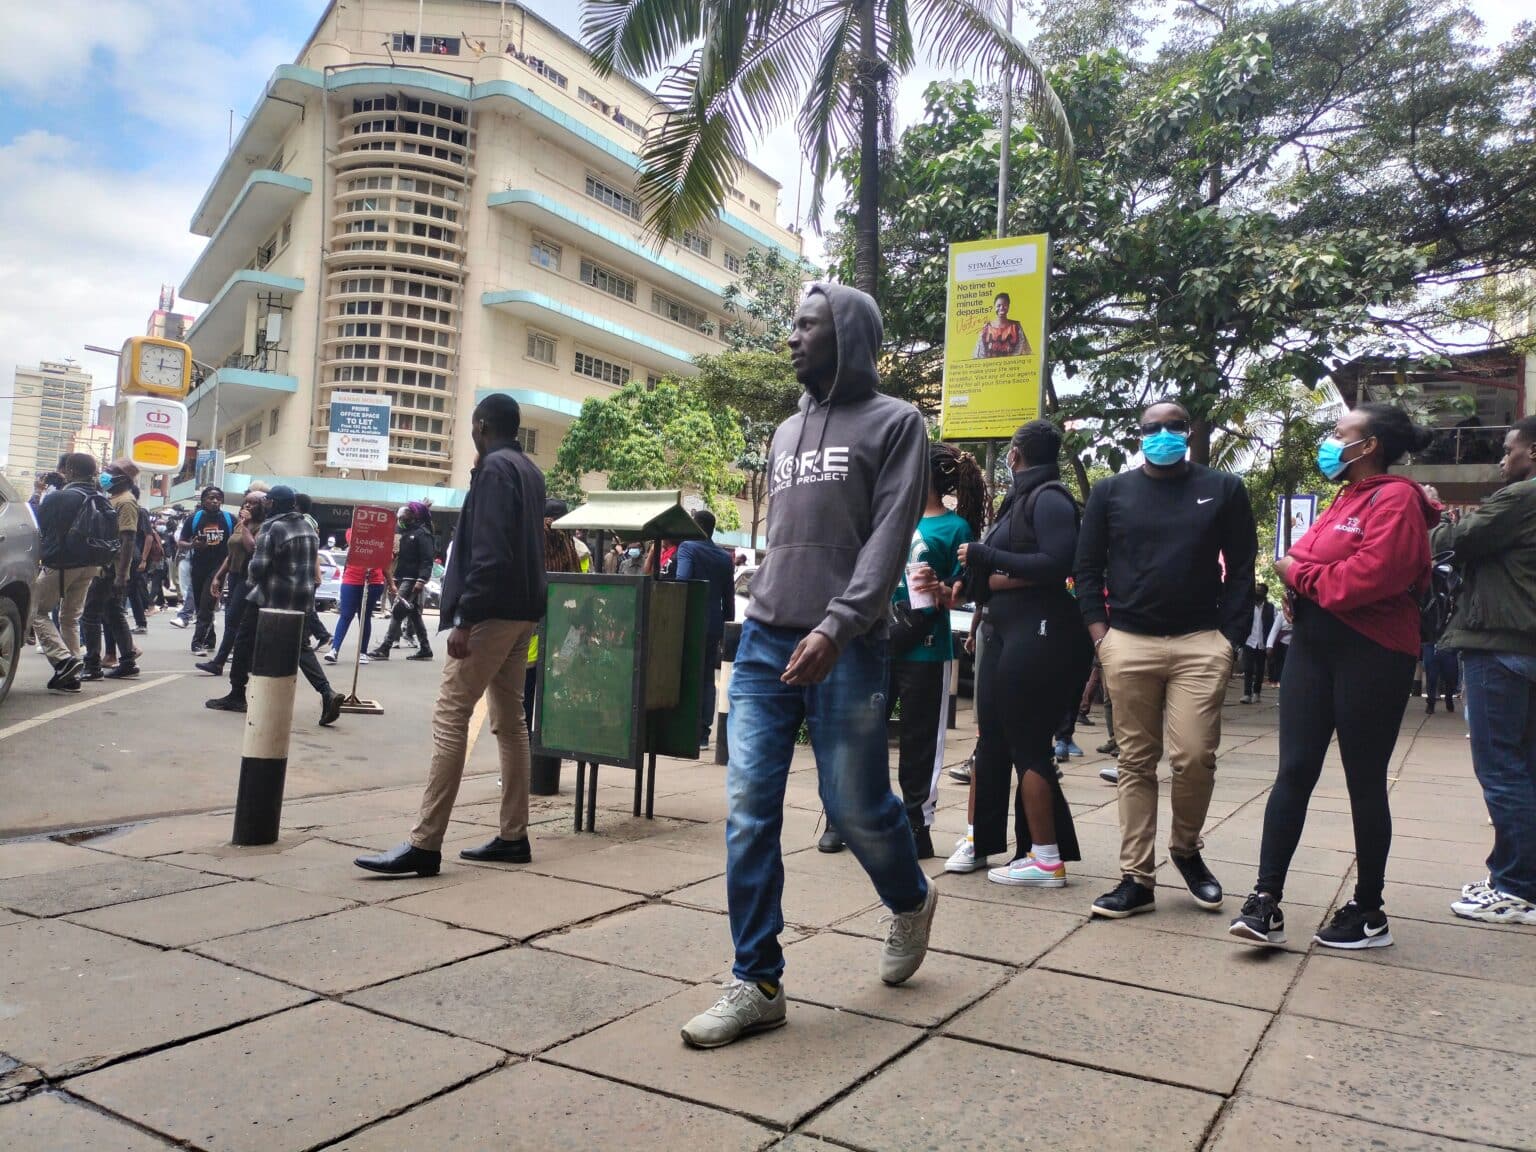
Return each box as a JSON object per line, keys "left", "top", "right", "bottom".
{"left": 31, "top": 567, "right": 98, "bottom": 664}
{"left": 1097, "top": 627, "right": 1235, "bottom": 885}
{"left": 410, "top": 618, "right": 535, "bottom": 851}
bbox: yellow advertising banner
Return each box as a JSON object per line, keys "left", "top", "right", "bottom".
{"left": 940, "top": 234, "right": 1049, "bottom": 441}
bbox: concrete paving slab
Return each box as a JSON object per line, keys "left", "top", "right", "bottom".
{"left": 1041, "top": 922, "right": 1303, "bottom": 1011}
{"left": 1120, "top": 885, "right": 1323, "bottom": 953}
{"left": 329, "top": 1062, "right": 776, "bottom": 1151}
{"left": 311, "top": 814, "right": 504, "bottom": 850}
{"left": 780, "top": 930, "right": 1010, "bottom": 1027}
{"left": 0, "top": 1091, "right": 177, "bottom": 1150}
{"left": 0, "top": 840, "right": 107, "bottom": 879}
{"left": 1244, "top": 1015, "right": 1536, "bottom": 1147}
{"left": 1289, "top": 953, "right": 1536, "bottom": 1055}
{"left": 70, "top": 1001, "right": 501, "bottom": 1152}
{"left": 349, "top": 945, "right": 684, "bottom": 1053}
{"left": 1207, "top": 1095, "right": 1503, "bottom": 1151}
{"left": 79, "top": 813, "right": 242, "bottom": 858}
{"left": 66, "top": 881, "right": 352, "bottom": 948}
{"left": 1326, "top": 914, "right": 1536, "bottom": 984}
{"left": 834, "top": 898, "right": 1085, "bottom": 966}
{"left": 192, "top": 905, "right": 503, "bottom": 995}
{"left": 385, "top": 870, "right": 642, "bottom": 940}
{"left": 944, "top": 968, "right": 1269, "bottom": 1094}
{"left": 254, "top": 851, "right": 479, "bottom": 903}
{"left": 533, "top": 902, "right": 745, "bottom": 982}
{"left": 545, "top": 985, "right": 922, "bottom": 1128}
{"left": 806, "top": 1036, "right": 1222, "bottom": 1152}
{"left": 1201, "top": 836, "right": 1356, "bottom": 877}
{"left": 0, "top": 909, "right": 23, "bottom": 927}
{"left": 0, "top": 857, "right": 226, "bottom": 917}
{"left": 525, "top": 841, "right": 725, "bottom": 896}
{"left": 0, "top": 919, "right": 310, "bottom": 1076}
{"left": 669, "top": 867, "right": 882, "bottom": 929}
{"left": 152, "top": 835, "right": 339, "bottom": 878}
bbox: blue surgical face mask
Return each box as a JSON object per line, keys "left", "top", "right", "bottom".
{"left": 1317, "top": 435, "right": 1366, "bottom": 481}
{"left": 99, "top": 474, "right": 113, "bottom": 491}
{"left": 1141, "top": 429, "right": 1189, "bottom": 467}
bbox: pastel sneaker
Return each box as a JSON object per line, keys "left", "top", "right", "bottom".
{"left": 987, "top": 854, "right": 1067, "bottom": 887}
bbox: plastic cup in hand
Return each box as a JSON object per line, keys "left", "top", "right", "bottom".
{"left": 906, "top": 563, "right": 936, "bottom": 609}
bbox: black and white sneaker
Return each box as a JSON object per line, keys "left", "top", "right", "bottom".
{"left": 1314, "top": 900, "right": 1393, "bottom": 949}
{"left": 1229, "top": 892, "right": 1286, "bottom": 946}
{"left": 46, "top": 657, "right": 82, "bottom": 691}
{"left": 1091, "top": 876, "right": 1156, "bottom": 919}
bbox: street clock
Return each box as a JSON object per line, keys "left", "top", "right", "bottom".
{"left": 119, "top": 336, "right": 192, "bottom": 398}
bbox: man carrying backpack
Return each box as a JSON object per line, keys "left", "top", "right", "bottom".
{"left": 176, "top": 486, "right": 235, "bottom": 656}
{"left": 30, "top": 453, "right": 111, "bottom": 691}
{"left": 80, "top": 462, "right": 142, "bottom": 682}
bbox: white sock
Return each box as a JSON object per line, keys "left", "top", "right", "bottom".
{"left": 965, "top": 824, "right": 974, "bottom": 841}
{"left": 1033, "top": 843, "right": 1061, "bottom": 868}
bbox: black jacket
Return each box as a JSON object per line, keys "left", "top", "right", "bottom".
{"left": 439, "top": 440, "right": 546, "bottom": 629}
{"left": 673, "top": 538, "right": 736, "bottom": 640}
{"left": 36, "top": 483, "right": 94, "bottom": 569}
{"left": 394, "top": 523, "right": 435, "bottom": 583}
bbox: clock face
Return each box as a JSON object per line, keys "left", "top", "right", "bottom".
{"left": 138, "top": 344, "right": 186, "bottom": 390}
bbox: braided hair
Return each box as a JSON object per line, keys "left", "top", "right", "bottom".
{"left": 930, "top": 442, "right": 988, "bottom": 539}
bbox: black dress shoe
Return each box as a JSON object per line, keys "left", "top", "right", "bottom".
{"left": 459, "top": 836, "right": 531, "bottom": 863}
{"left": 1171, "top": 851, "right": 1224, "bottom": 910}
{"left": 206, "top": 693, "right": 247, "bottom": 712}
{"left": 319, "top": 693, "right": 343, "bottom": 727}
{"left": 817, "top": 826, "right": 845, "bottom": 853}
{"left": 355, "top": 842, "right": 442, "bottom": 876}
{"left": 406, "top": 649, "right": 433, "bottom": 661}
{"left": 1092, "top": 876, "right": 1157, "bottom": 918}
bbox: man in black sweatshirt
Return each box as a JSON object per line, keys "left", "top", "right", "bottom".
{"left": 1075, "top": 400, "right": 1257, "bottom": 919}
{"left": 680, "top": 284, "right": 936, "bottom": 1050}
{"left": 356, "top": 394, "right": 546, "bottom": 877}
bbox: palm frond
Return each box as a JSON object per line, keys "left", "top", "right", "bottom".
{"left": 797, "top": 6, "right": 861, "bottom": 227}
{"left": 912, "top": 0, "right": 1078, "bottom": 187}
{"left": 582, "top": 0, "right": 708, "bottom": 77}
{"left": 879, "top": 0, "right": 917, "bottom": 75}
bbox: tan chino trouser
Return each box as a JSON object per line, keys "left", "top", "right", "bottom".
{"left": 31, "top": 567, "right": 98, "bottom": 664}
{"left": 410, "top": 618, "right": 536, "bottom": 852}
{"left": 1096, "top": 628, "right": 1235, "bottom": 886}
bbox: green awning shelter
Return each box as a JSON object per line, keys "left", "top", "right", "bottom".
{"left": 552, "top": 490, "right": 707, "bottom": 542}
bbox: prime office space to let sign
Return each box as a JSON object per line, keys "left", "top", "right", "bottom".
{"left": 326, "top": 392, "right": 391, "bottom": 470}
{"left": 940, "top": 234, "right": 1050, "bottom": 441}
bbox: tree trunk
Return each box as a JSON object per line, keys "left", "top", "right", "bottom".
{"left": 853, "top": 0, "right": 881, "bottom": 296}
{"left": 1190, "top": 415, "right": 1213, "bottom": 466}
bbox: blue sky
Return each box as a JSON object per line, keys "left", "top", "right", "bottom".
{"left": 0, "top": 0, "right": 1524, "bottom": 461}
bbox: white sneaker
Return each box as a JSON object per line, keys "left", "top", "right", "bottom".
{"left": 323, "top": 650, "right": 338, "bottom": 664}
{"left": 1461, "top": 876, "right": 1493, "bottom": 899}
{"left": 945, "top": 837, "right": 988, "bottom": 874}
{"left": 359, "top": 653, "right": 370, "bottom": 665}
{"left": 1451, "top": 886, "right": 1536, "bottom": 924}
{"left": 880, "top": 884, "right": 937, "bottom": 985}
{"left": 1099, "top": 765, "right": 1120, "bottom": 784}
{"left": 680, "top": 979, "right": 786, "bottom": 1048}
{"left": 1239, "top": 695, "right": 1252, "bottom": 704}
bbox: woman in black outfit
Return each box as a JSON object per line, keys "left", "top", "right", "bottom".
{"left": 951, "top": 420, "right": 1093, "bottom": 886}
{"left": 370, "top": 502, "right": 437, "bottom": 660}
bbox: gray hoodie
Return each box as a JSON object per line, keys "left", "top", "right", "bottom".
{"left": 747, "top": 283, "right": 928, "bottom": 652}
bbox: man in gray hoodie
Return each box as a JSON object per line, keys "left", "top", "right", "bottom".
{"left": 681, "top": 284, "right": 938, "bottom": 1049}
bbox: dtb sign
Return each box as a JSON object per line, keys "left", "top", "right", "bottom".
{"left": 346, "top": 505, "right": 397, "bottom": 569}
{"left": 115, "top": 396, "right": 189, "bottom": 473}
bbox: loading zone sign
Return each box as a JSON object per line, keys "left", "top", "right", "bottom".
{"left": 326, "top": 392, "right": 391, "bottom": 470}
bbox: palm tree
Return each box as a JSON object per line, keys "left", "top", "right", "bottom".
{"left": 582, "top": 0, "right": 1075, "bottom": 295}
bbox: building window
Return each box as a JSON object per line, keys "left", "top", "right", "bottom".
{"left": 420, "top": 35, "right": 460, "bottom": 56}
{"left": 270, "top": 409, "right": 280, "bottom": 436}
{"left": 574, "top": 351, "right": 631, "bottom": 386}
{"left": 724, "top": 250, "right": 743, "bottom": 274}
{"left": 225, "top": 428, "right": 243, "bottom": 452}
{"left": 681, "top": 230, "right": 711, "bottom": 258}
{"left": 518, "top": 427, "right": 538, "bottom": 455}
{"left": 652, "top": 291, "right": 708, "bottom": 331}
{"left": 584, "top": 174, "right": 641, "bottom": 221}
{"left": 244, "top": 418, "right": 263, "bottom": 446}
{"left": 529, "top": 238, "right": 561, "bottom": 272}
{"left": 749, "top": 199, "right": 761, "bottom": 212}
{"left": 391, "top": 32, "right": 415, "bottom": 52}
{"left": 527, "top": 331, "right": 557, "bottom": 365}
{"left": 729, "top": 186, "right": 746, "bottom": 203}
{"left": 646, "top": 374, "right": 664, "bottom": 389}
{"left": 520, "top": 55, "right": 568, "bottom": 90}
{"left": 578, "top": 87, "right": 610, "bottom": 115}
{"left": 579, "top": 258, "right": 636, "bottom": 303}
{"left": 614, "top": 111, "right": 646, "bottom": 138}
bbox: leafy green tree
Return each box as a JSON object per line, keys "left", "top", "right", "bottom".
{"left": 549, "top": 380, "right": 747, "bottom": 530}
{"left": 581, "top": 0, "right": 1075, "bottom": 295}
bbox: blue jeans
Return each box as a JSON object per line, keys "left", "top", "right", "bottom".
{"left": 725, "top": 620, "right": 928, "bottom": 983}
{"left": 333, "top": 583, "right": 383, "bottom": 654}
{"left": 1462, "top": 651, "right": 1536, "bottom": 902}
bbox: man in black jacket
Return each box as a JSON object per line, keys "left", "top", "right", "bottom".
{"left": 357, "top": 394, "right": 546, "bottom": 876}
{"left": 370, "top": 501, "right": 436, "bottom": 660}
{"left": 1240, "top": 584, "right": 1276, "bottom": 703}
{"left": 30, "top": 452, "right": 103, "bottom": 690}
{"left": 672, "top": 508, "right": 736, "bottom": 746}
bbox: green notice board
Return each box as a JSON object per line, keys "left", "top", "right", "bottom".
{"left": 647, "top": 579, "right": 708, "bottom": 760}
{"left": 536, "top": 576, "right": 644, "bottom": 767}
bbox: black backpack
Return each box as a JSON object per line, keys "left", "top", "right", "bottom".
{"left": 61, "top": 490, "right": 121, "bottom": 568}
{"left": 1418, "top": 550, "right": 1462, "bottom": 644}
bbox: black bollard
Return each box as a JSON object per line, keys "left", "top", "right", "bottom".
{"left": 232, "top": 608, "right": 305, "bottom": 845}
{"left": 530, "top": 753, "right": 561, "bottom": 795}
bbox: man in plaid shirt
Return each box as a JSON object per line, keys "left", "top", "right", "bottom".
{"left": 207, "top": 485, "right": 342, "bottom": 726}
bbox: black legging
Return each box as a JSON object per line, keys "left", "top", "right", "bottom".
{"left": 1257, "top": 600, "right": 1415, "bottom": 912}
{"left": 973, "top": 589, "right": 1092, "bottom": 860}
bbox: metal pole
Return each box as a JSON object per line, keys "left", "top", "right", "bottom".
{"left": 232, "top": 608, "right": 305, "bottom": 845}
{"left": 995, "top": 0, "right": 1013, "bottom": 239}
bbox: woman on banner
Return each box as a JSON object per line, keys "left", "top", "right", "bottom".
{"left": 973, "top": 292, "right": 1031, "bottom": 359}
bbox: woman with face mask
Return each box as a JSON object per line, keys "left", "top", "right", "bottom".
{"left": 1230, "top": 403, "right": 1438, "bottom": 951}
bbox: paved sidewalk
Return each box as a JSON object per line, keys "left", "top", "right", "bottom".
{"left": 1, "top": 697, "right": 1532, "bottom": 1150}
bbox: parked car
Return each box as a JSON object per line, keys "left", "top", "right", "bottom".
{"left": 315, "top": 549, "right": 345, "bottom": 612}
{"left": 0, "top": 477, "right": 41, "bottom": 709}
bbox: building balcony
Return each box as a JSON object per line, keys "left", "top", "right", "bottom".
{"left": 185, "top": 270, "right": 305, "bottom": 366}
{"left": 489, "top": 188, "right": 724, "bottom": 311}
{"left": 1394, "top": 425, "right": 1513, "bottom": 504}
{"left": 481, "top": 287, "right": 698, "bottom": 376}
{"left": 184, "top": 367, "right": 299, "bottom": 447}
{"left": 474, "top": 386, "right": 583, "bottom": 426}
{"left": 182, "top": 171, "right": 312, "bottom": 303}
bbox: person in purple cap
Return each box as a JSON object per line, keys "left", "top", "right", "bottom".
{"left": 370, "top": 500, "right": 437, "bottom": 660}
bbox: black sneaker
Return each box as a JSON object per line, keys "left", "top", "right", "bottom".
{"left": 368, "top": 645, "right": 391, "bottom": 660}
{"left": 319, "top": 693, "right": 343, "bottom": 727}
{"left": 1229, "top": 892, "right": 1286, "bottom": 946}
{"left": 406, "top": 649, "right": 433, "bottom": 661}
{"left": 1171, "top": 851, "right": 1223, "bottom": 910}
{"left": 817, "top": 826, "right": 845, "bottom": 853}
{"left": 195, "top": 660, "right": 223, "bottom": 676}
{"left": 206, "top": 693, "right": 247, "bottom": 713}
{"left": 1091, "top": 876, "right": 1156, "bottom": 919}
{"left": 102, "top": 664, "right": 140, "bottom": 680}
{"left": 1096, "top": 740, "right": 1120, "bottom": 756}
{"left": 1315, "top": 901, "right": 1393, "bottom": 949}
{"left": 79, "top": 666, "right": 104, "bottom": 682}
{"left": 47, "top": 657, "right": 82, "bottom": 690}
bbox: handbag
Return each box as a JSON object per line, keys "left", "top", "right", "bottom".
{"left": 888, "top": 598, "right": 939, "bottom": 656}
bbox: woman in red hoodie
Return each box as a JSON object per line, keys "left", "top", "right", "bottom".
{"left": 1230, "top": 403, "right": 1437, "bottom": 951}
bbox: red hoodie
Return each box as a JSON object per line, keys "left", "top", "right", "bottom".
{"left": 1282, "top": 474, "right": 1436, "bottom": 656}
